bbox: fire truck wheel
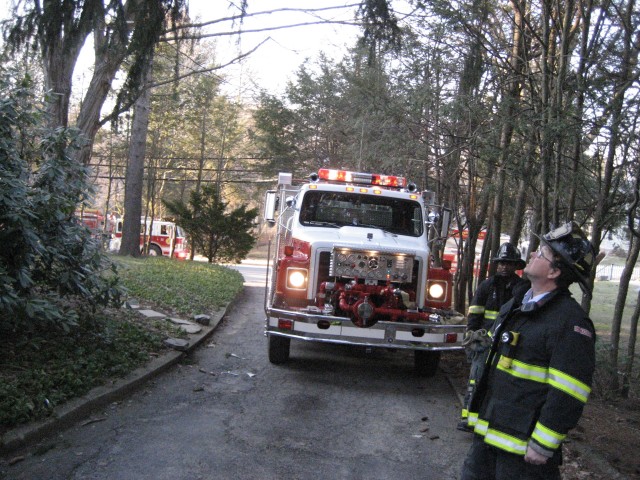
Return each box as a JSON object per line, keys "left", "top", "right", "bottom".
{"left": 148, "top": 245, "right": 162, "bottom": 256}
{"left": 414, "top": 350, "right": 441, "bottom": 377}
{"left": 268, "top": 335, "right": 291, "bottom": 364}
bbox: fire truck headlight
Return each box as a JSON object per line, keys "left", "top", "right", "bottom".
{"left": 287, "top": 269, "right": 308, "bottom": 289}
{"left": 427, "top": 281, "right": 446, "bottom": 301}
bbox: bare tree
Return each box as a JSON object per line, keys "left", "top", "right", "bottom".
{"left": 120, "top": 55, "right": 154, "bottom": 257}
{"left": 487, "top": 0, "right": 527, "bottom": 271}
{"left": 3, "top": 0, "right": 186, "bottom": 165}
{"left": 583, "top": 0, "right": 639, "bottom": 313}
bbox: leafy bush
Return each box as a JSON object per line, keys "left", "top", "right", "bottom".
{"left": 0, "top": 311, "right": 176, "bottom": 428}
{"left": 164, "top": 184, "right": 258, "bottom": 263}
{"left": 0, "top": 256, "right": 244, "bottom": 429}
{"left": 0, "top": 71, "right": 122, "bottom": 335}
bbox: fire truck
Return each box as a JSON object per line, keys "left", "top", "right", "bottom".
{"left": 109, "top": 217, "right": 190, "bottom": 260}
{"left": 75, "top": 208, "right": 117, "bottom": 237}
{"left": 263, "top": 168, "right": 466, "bottom": 376}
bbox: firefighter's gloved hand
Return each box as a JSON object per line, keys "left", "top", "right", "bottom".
{"left": 462, "top": 330, "right": 475, "bottom": 346}
{"left": 462, "top": 329, "right": 491, "bottom": 352}
{"left": 462, "top": 330, "right": 476, "bottom": 361}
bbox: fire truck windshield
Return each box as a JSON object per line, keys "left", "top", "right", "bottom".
{"left": 299, "top": 191, "right": 423, "bottom": 237}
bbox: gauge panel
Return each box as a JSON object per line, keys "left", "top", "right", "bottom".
{"left": 330, "top": 248, "right": 414, "bottom": 282}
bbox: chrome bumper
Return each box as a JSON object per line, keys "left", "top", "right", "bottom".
{"left": 265, "top": 307, "right": 466, "bottom": 351}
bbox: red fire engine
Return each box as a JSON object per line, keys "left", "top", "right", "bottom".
{"left": 75, "top": 209, "right": 190, "bottom": 259}
{"left": 109, "top": 218, "right": 190, "bottom": 259}
{"left": 75, "top": 208, "right": 114, "bottom": 238}
{"left": 263, "top": 169, "right": 465, "bottom": 376}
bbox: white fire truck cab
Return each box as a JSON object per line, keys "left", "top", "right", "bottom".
{"left": 263, "top": 168, "right": 465, "bottom": 376}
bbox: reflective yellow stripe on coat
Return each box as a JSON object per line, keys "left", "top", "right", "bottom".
{"left": 531, "top": 422, "right": 566, "bottom": 450}
{"left": 484, "top": 309, "right": 499, "bottom": 321}
{"left": 548, "top": 368, "right": 591, "bottom": 403}
{"left": 496, "top": 356, "right": 591, "bottom": 403}
{"left": 467, "top": 415, "right": 528, "bottom": 455}
{"left": 484, "top": 429, "right": 528, "bottom": 455}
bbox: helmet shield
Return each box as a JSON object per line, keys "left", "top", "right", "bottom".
{"left": 536, "top": 222, "right": 595, "bottom": 295}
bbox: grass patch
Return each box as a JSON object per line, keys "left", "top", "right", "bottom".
{"left": 0, "top": 257, "right": 244, "bottom": 431}
{"left": 570, "top": 277, "right": 640, "bottom": 400}
{"left": 579, "top": 280, "right": 639, "bottom": 336}
{"left": 113, "top": 256, "right": 244, "bottom": 316}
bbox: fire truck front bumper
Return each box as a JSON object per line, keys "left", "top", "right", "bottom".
{"left": 265, "top": 307, "right": 466, "bottom": 351}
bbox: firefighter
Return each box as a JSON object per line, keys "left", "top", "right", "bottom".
{"left": 458, "top": 242, "right": 529, "bottom": 432}
{"left": 461, "top": 222, "right": 596, "bottom": 480}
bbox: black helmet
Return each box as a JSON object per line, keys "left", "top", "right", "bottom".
{"left": 493, "top": 242, "right": 526, "bottom": 270}
{"left": 538, "top": 222, "right": 595, "bottom": 295}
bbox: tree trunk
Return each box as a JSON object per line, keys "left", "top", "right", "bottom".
{"left": 567, "top": 0, "right": 592, "bottom": 221}
{"left": 41, "top": 0, "right": 138, "bottom": 164}
{"left": 43, "top": 46, "right": 79, "bottom": 128}
{"left": 74, "top": 51, "right": 129, "bottom": 165}
{"left": 550, "top": 0, "right": 576, "bottom": 226}
{"left": 508, "top": 177, "right": 527, "bottom": 246}
{"left": 487, "top": 0, "right": 526, "bottom": 275}
{"left": 538, "top": 0, "right": 554, "bottom": 234}
{"left": 120, "top": 55, "right": 154, "bottom": 257}
{"left": 611, "top": 233, "right": 640, "bottom": 393}
{"left": 610, "top": 148, "right": 640, "bottom": 392}
{"left": 584, "top": 0, "right": 637, "bottom": 314}
{"left": 622, "top": 287, "right": 640, "bottom": 398}
{"left": 448, "top": 0, "right": 491, "bottom": 314}
{"left": 38, "top": 1, "right": 93, "bottom": 129}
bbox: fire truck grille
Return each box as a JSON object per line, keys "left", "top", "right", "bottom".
{"left": 316, "top": 252, "right": 420, "bottom": 291}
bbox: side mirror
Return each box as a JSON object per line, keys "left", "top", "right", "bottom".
{"left": 426, "top": 206, "right": 452, "bottom": 241}
{"left": 440, "top": 208, "right": 451, "bottom": 239}
{"left": 264, "top": 190, "right": 277, "bottom": 226}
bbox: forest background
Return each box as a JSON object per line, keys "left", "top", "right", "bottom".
{"left": 1, "top": 0, "right": 639, "bottom": 431}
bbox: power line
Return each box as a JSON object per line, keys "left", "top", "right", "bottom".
{"left": 95, "top": 176, "right": 277, "bottom": 184}
{"left": 89, "top": 164, "right": 271, "bottom": 173}
{"left": 89, "top": 155, "right": 274, "bottom": 161}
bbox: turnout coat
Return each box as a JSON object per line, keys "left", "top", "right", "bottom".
{"left": 466, "top": 273, "right": 527, "bottom": 332}
{"left": 467, "top": 287, "right": 596, "bottom": 457}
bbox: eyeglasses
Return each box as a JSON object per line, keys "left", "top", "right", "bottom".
{"left": 535, "top": 247, "right": 553, "bottom": 264}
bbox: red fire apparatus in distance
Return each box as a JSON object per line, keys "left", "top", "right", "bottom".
{"left": 76, "top": 210, "right": 190, "bottom": 259}
{"left": 74, "top": 209, "right": 114, "bottom": 239}
{"left": 263, "top": 168, "right": 465, "bottom": 376}
{"left": 109, "top": 218, "right": 190, "bottom": 259}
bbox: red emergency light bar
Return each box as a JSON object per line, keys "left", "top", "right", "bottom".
{"left": 317, "top": 168, "right": 407, "bottom": 188}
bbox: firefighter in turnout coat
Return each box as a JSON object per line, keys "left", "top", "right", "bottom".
{"left": 461, "top": 222, "right": 596, "bottom": 480}
{"left": 458, "top": 243, "right": 529, "bottom": 432}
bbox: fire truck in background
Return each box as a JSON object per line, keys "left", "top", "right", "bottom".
{"left": 263, "top": 168, "right": 465, "bottom": 376}
{"left": 75, "top": 208, "right": 116, "bottom": 248}
{"left": 76, "top": 209, "right": 190, "bottom": 259}
{"left": 109, "top": 217, "right": 190, "bottom": 259}
{"left": 75, "top": 208, "right": 107, "bottom": 234}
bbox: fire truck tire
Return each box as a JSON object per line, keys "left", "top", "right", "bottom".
{"left": 268, "top": 335, "right": 291, "bottom": 364}
{"left": 414, "top": 350, "right": 441, "bottom": 377}
{"left": 148, "top": 245, "right": 162, "bottom": 256}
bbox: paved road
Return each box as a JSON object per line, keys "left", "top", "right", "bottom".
{"left": 2, "top": 264, "right": 471, "bottom": 480}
